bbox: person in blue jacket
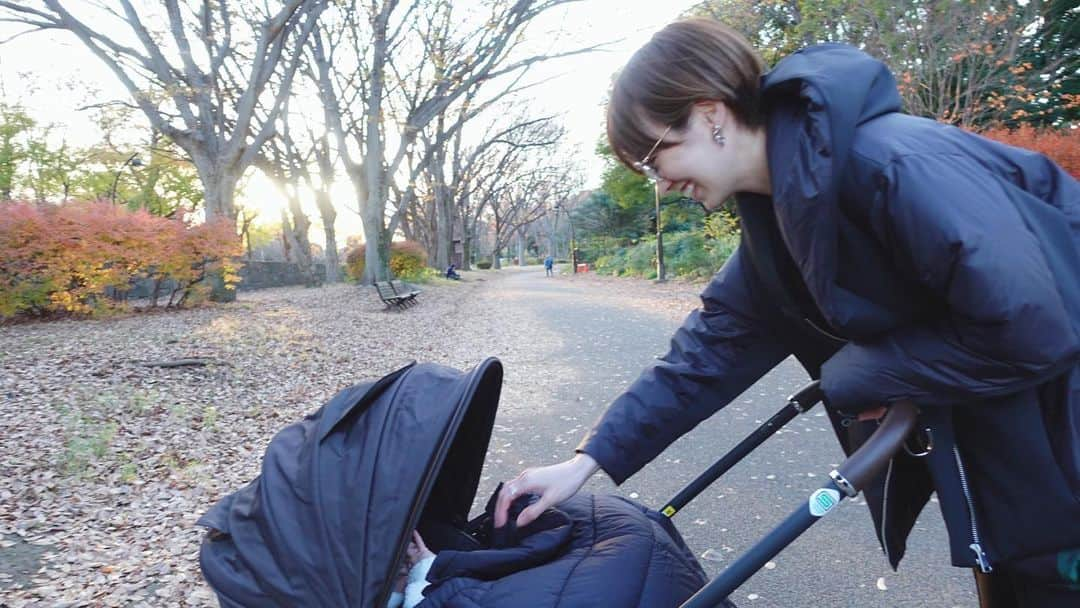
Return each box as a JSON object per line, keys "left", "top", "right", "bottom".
{"left": 494, "top": 18, "right": 1080, "bottom": 607}
{"left": 445, "top": 263, "right": 461, "bottom": 280}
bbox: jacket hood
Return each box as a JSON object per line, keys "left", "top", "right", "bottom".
{"left": 763, "top": 43, "right": 902, "bottom": 179}
{"left": 757, "top": 44, "right": 903, "bottom": 332}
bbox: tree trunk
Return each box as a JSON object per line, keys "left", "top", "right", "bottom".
{"left": 435, "top": 183, "right": 452, "bottom": 270}
{"left": 516, "top": 228, "right": 525, "bottom": 266}
{"left": 462, "top": 233, "right": 473, "bottom": 270}
{"left": 360, "top": 185, "right": 391, "bottom": 284}
{"left": 401, "top": 213, "right": 416, "bottom": 243}
{"left": 314, "top": 188, "right": 339, "bottom": 283}
{"left": 360, "top": 18, "right": 390, "bottom": 286}
{"left": 281, "top": 209, "right": 296, "bottom": 262}
{"left": 194, "top": 155, "right": 240, "bottom": 220}
{"left": 285, "top": 193, "right": 319, "bottom": 287}
{"left": 422, "top": 193, "right": 438, "bottom": 265}
{"left": 457, "top": 196, "right": 473, "bottom": 270}
{"left": 430, "top": 128, "right": 453, "bottom": 270}
{"left": 190, "top": 154, "right": 240, "bottom": 302}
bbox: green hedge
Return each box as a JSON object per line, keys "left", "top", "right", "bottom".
{"left": 591, "top": 230, "right": 739, "bottom": 280}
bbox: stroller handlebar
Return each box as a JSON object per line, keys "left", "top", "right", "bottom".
{"left": 834, "top": 400, "right": 919, "bottom": 494}
{"left": 679, "top": 396, "right": 922, "bottom": 608}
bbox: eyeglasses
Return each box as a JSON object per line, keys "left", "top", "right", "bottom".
{"left": 632, "top": 125, "right": 672, "bottom": 182}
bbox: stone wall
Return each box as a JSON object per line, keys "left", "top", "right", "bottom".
{"left": 237, "top": 261, "right": 328, "bottom": 290}
{"left": 115, "top": 261, "right": 339, "bottom": 300}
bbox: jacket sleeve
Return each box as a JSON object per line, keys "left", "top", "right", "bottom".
{"left": 822, "top": 153, "right": 1080, "bottom": 410}
{"left": 577, "top": 247, "right": 791, "bottom": 484}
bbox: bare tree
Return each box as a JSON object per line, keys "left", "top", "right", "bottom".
{"left": 449, "top": 113, "right": 563, "bottom": 268}
{"left": 486, "top": 156, "right": 578, "bottom": 269}
{"left": 404, "top": 110, "right": 564, "bottom": 269}
{"left": 0, "top": 0, "right": 326, "bottom": 219}
{"left": 309, "top": 0, "right": 597, "bottom": 283}
{"left": 306, "top": 128, "right": 342, "bottom": 283}
{"left": 238, "top": 208, "right": 259, "bottom": 259}
{"left": 257, "top": 130, "right": 320, "bottom": 286}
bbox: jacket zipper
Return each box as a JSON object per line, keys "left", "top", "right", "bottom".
{"left": 805, "top": 316, "right": 905, "bottom": 565}
{"left": 953, "top": 445, "right": 993, "bottom": 573}
{"left": 804, "top": 317, "right": 848, "bottom": 344}
{"left": 880, "top": 458, "right": 894, "bottom": 566}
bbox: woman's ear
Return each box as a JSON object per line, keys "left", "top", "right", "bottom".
{"left": 694, "top": 100, "right": 730, "bottom": 128}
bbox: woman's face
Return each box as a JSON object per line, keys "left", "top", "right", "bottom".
{"left": 643, "top": 103, "right": 739, "bottom": 210}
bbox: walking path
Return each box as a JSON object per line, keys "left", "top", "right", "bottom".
{"left": 462, "top": 266, "right": 977, "bottom": 608}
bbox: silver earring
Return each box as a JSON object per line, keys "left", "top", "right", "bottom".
{"left": 712, "top": 124, "right": 726, "bottom": 146}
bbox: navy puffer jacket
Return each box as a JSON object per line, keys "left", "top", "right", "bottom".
{"left": 418, "top": 492, "right": 713, "bottom": 608}
{"left": 580, "top": 44, "right": 1080, "bottom": 571}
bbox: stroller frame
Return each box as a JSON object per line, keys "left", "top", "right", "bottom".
{"left": 658, "top": 381, "right": 919, "bottom": 608}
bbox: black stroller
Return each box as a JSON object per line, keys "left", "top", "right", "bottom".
{"left": 198, "top": 358, "right": 916, "bottom": 607}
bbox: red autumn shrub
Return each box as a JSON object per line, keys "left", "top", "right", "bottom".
{"left": 0, "top": 200, "right": 242, "bottom": 319}
{"left": 979, "top": 125, "right": 1080, "bottom": 180}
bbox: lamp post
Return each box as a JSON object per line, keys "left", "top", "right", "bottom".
{"left": 110, "top": 153, "right": 143, "bottom": 204}
{"left": 654, "top": 181, "right": 666, "bottom": 282}
{"left": 556, "top": 202, "right": 577, "bottom": 273}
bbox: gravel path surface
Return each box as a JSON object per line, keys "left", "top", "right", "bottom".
{"left": 1, "top": 266, "right": 977, "bottom": 607}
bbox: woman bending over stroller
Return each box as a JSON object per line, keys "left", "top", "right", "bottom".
{"left": 496, "top": 17, "right": 1080, "bottom": 607}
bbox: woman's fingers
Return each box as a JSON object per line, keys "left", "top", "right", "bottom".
{"left": 857, "top": 405, "right": 888, "bottom": 421}
{"left": 515, "top": 499, "right": 549, "bottom": 528}
{"left": 495, "top": 456, "right": 597, "bottom": 529}
{"left": 493, "top": 471, "right": 529, "bottom": 528}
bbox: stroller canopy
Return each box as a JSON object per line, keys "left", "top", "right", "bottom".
{"left": 198, "top": 358, "right": 504, "bottom": 607}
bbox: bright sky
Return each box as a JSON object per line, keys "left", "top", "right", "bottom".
{"left": 0, "top": 0, "right": 701, "bottom": 243}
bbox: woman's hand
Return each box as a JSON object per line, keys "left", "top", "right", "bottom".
{"left": 857, "top": 405, "right": 888, "bottom": 421}
{"left": 493, "top": 453, "right": 601, "bottom": 529}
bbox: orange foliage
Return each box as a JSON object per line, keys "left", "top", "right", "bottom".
{"left": 979, "top": 126, "right": 1080, "bottom": 181}
{"left": 0, "top": 200, "right": 242, "bottom": 319}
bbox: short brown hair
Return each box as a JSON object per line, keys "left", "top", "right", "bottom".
{"left": 607, "top": 18, "right": 765, "bottom": 172}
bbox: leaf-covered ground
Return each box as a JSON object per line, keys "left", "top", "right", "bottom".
{"left": 0, "top": 269, "right": 702, "bottom": 607}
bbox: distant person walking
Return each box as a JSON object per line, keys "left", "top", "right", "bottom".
{"left": 544, "top": 255, "right": 554, "bottom": 277}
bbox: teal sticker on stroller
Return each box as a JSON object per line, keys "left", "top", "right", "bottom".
{"left": 808, "top": 489, "right": 841, "bottom": 517}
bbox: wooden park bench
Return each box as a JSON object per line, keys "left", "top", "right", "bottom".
{"left": 375, "top": 281, "right": 408, "bottom": 310}
{"left": 374, "top": 280, "right": 421, "bottom": 310}
{"left": 391, "top": 280, "right": 421, "bottom": 303}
